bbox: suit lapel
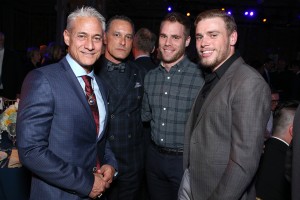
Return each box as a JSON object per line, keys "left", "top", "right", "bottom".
{"left": 193, "top": 58, "right": 243, "bottom": 129}
{"left": 60, "top": 59, "right": 96, "bottom": 128}
{"left": 112, "top": 66, "right": 137, "bottom": 112}
{"left": 100, "top": 65, "right": 138, "bottom": 113}
{"left": 94, "top": 76, "right": 108, "bottom": 141}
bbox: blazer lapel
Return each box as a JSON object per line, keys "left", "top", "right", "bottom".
{"left": 112, "top": 66, "right": 137, "bottom": 112}
{"left": 95, "top": 76, "right": 108, "bottom": 141}
{"left": 60, "top": 59, "right": 96, "bottom": 128}
{"left": 193, "top": 59, "right": 242, "bottom": 129}
{"left": 101, "top": 66, "right": 138, "bottom": 113}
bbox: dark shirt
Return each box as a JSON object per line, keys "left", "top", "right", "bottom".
{"left": 142, "top": 56, "right": 204, "bottom": 148}
{"left": 193, "top": 52, "right": 240, "bottom": 125}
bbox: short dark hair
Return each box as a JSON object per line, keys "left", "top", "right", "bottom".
{"left": 134, "top": 28, "right": 156, "bottom": 54}
{"left": 106, "top": 15, "right": 135, "bottom": 34}
{"left": 161, "top": 12, "right": 191, "bottom": 37}
{"left": 194, "top": 9, "right": 237, "bottom": 35}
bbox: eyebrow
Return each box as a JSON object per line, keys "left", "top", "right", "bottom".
{"left": 160, "top": 33, "right": 181, "bottom": 37}
{"left": 76, "top": 32, "right": 102, "bottom": 36}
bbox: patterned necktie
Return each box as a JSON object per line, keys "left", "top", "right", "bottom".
{"left": 82, "top": 75, "right": 101, "bottom": 170}
{"left": 82, "top": 75, "right": 99, "bottom": 135}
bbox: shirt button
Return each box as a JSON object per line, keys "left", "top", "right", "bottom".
{"left": 178, "top": 70, "right": 181, "bottom": 72}
{"left": 109, "top": 135, "right": 115, "bottom": 140}
{"left": 128, "top": 134, "right": 132, "bottom": 139}
{"left": 160, "top": 138, "right": 164, "bottom": 142}
{"left": 164, "top": 92, "right": 168, "bottom": 95}
{"left": 167, "top": 76, "right": 170, "bottom": 79}
{"left": 162, "top": 123, "right": 165, "bottom": 126}
{"left": 163, "top": 107, "right": 166, "bottom": 110}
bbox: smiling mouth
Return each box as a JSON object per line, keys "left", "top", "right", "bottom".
{"left": 201, "top": 50, "right": 214, "bottom": 57}
{"left": 82, "top": 52, "right": 96, "bottom": 56}
{"left": 163, "top": 49, "right": 174, "bottom": 53}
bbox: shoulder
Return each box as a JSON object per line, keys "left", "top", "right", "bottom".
{"left": 228, "top": 57, "right": 267, "bottom": 86}
{"left": 127, "top": 60, "right": 143, "bottom": 70}
{"left": 25, "top": 59, "right": 67, "bottom": 84}
{"left": 127, "top": 60, "right": 147, "bottom": 75}
{"left": 186, "top": 61, "right": 203, "bottom": 76}
{"left": 145, "top": 66, "right": 160, "bottom": 79}
{"left": 182, "top": 56, "right": 203, "bottom": 74}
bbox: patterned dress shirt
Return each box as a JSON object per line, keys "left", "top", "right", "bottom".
{"left": 142, "top": 56, "right": 204, "bottom": 148}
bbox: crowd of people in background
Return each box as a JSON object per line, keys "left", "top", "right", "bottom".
{"left": 1, "top": 33, "right": 300, "bottom": 104}
{"left": 0, "top": 34, "right": 66, "bottom": 100}
{"left": 1, "top": 5, "right": 300, "bottom": 200}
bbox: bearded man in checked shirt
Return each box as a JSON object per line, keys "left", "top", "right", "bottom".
{"left": 141, "top": 12, "right": 204, "bottom": 200}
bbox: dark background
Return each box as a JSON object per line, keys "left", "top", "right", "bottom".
{"left": 1, "top": 0, "right": 300, "bottom": 63}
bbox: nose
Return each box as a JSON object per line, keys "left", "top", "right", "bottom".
{"left": 119, "top": 36, "right": 127, "bottom": 46}
{"left": 164, "top": 37, "right": 172, "bottom": 46}
{"left": 200, "top": 36, "right": 210, "bottom": 47}
{"left": 85, "top": 37, "right": 94, "bottom": 50}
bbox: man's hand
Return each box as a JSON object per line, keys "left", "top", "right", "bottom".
{"left": 88, "top": 173, "right": 110, "bottom": 199}
{"left": 97, "top": 164, "right": 116, "bottom": 184}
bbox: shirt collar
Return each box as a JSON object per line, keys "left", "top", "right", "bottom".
{"left": 271, "top": 136, "right": 289, "bottom": 146}
{"left": 203, "top": 51, "right": 240, "bottom": 80}
{"left": 66, "top": 54, "right": 95, "bottom": 78}
{"left": 135, "top": 55, "right": 150, "bottom": 60}
{"left": 159, "top": 55, "right": 189, "bottom": 72}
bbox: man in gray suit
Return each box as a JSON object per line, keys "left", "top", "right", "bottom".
{"left": 178, "top": 9, "right": 271, "bottom": 200}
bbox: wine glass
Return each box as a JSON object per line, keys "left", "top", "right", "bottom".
{"left": 7, "top": 123, "right": 17, "bottom": 148}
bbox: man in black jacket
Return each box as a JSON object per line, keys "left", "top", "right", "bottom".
{"left": 256, "top": 101, "right": 299, "bottom": 200}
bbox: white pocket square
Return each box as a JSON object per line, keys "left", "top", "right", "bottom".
{"left": 134, "top": 82, "right": 142, "bottom": 88}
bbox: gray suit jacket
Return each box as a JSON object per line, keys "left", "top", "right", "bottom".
{"left": 183, "top": 57, "right": 271, "bottom": 200}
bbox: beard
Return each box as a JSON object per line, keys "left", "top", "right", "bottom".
{"left": 198, "top": 47, "right": 231, "bottom": 71}
{"left": 160, "top": 46, "right": 185, "bottom": 64}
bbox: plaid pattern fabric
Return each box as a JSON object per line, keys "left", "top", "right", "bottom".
{"left": 96, "top": 58, "right": 147, "bottom": 174}
{"left": 142, "top": 56, "right": 204, "bottom": 148}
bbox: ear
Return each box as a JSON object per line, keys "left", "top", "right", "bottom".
{"left": 289, "top": 124, "right": 293, "bottom": 137}
{"left": 103, "top": 32, "right": 107, "bottom": 45}
{"left": 185, "top": 36, "right": 191, "bottom": 47}
{"left": 151, "top": 46, "right": 156, "bottom": 54}
{"left": 63, "top": 30, "right": 70, "bottom": 46}
{"left": 229, "top": 31, "right": 238, "bottom": 46}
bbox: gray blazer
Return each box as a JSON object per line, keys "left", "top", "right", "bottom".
{"left": 183, "top": 57, "right": 271, "bottom": 200}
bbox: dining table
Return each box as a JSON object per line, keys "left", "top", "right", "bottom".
{"left": 0, "top": 131, "right": 31, "bottom": 200}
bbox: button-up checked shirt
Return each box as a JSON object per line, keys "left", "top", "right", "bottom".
{"left": 142, "top": 56, "right": 204, "bottom": 148}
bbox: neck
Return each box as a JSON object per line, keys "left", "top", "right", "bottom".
{"left": 105, "top": 52, "right": 124, "bottom": 64}
{"left": 162, "top": 54, "right": 184, "bottom": 71}
{"left": 134, "top": 51, "right": 149, "bottom": 60}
